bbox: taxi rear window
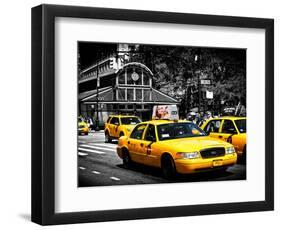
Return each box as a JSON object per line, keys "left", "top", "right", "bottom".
{"left": 121, "top": 117, "right": 141, "bottom": 125}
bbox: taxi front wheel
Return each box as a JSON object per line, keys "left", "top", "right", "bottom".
{"left": 161, "top": 155, "right": 177, "bottom": 179}
{"left": 123, "top": 149, "right": 132, "bottom": 169}
{"left": 241, "top": 145, "right": 246, "bottom": 164}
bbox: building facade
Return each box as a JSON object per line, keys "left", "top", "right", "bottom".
{"left": 78, "top": 45, "right": 178, "bottom": 126}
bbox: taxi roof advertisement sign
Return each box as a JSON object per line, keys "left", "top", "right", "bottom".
{"left": 152, "top": 105, "right": 179, "bottom": 120}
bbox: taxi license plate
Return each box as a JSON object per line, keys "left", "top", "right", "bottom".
{"left": 213, "top": 160, "right": 223, "bottom": 167}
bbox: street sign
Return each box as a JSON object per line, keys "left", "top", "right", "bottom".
{"left": 199, "top": 73, "right": 208, "bottom": 79}
{"left": 118, "top": 44, "right": 129, "bottom": 52}
{"left": 201, "top": 79, "right": 211, "bottom": 85}
{"left": 206, "top": 90, "right": 213, "bottom": 99}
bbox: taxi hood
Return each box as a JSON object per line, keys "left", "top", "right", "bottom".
{"left": 160, "top": 136, "right": 232, "bottom": 152}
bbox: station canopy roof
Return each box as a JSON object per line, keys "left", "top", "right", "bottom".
{"left": 80, "top": 86, "right": 178, "bottom": 105}
{"left": 79, "top": 86, "right": 112, "bottom": 100}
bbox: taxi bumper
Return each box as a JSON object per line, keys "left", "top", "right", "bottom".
{"left": 78, "top": 127, "right": 89, "bottom": 134}
{"left": 175, "top": 154, "right": 237, "bottom": 174}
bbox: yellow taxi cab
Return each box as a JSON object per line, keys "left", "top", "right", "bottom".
{"left": 78, "top": 117, "right": 89, "bottom": 135}
{"left": 117, "top": 119, "right": 237, "bottom": 179}
{"left": 200, "top": 117, "right": 246, "bottom": 161}
{"left": 104, "top": 115, "right": 141, "bottom": 143}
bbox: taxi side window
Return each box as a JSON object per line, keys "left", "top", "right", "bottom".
{"left": 204, "top": 120, "right": 221, "bottom": 133}
{"left": 110, "top": 117, "right": 119, "bottom": 125}
{"left": 130, "top": 124, "right": 147, "bottom": 140}
{"left": 144, "top": 124, "right": 156, "bottom": 142}
{"left": 106, "top": 117, "right": 112, "bottom": 123}
{"left": 221, "top": 120, "right": 237, "bottom": 134}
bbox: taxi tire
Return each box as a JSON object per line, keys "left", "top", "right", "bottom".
{"left": 241, "top": 145, "right": 246, "bottom": 164}
{"left": 122, "top": 149, "right": 132, "bottom": 169}
{"left": 105, "top": 131, "right": 112, "bottom": 143}
{"left": 119, "top": 132, "right": 124, "bottom": 137}
{"left": 161, "top": 155, "right": 177, "bottom": 180}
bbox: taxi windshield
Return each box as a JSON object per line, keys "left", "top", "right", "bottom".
{"left": 157, "top": 122, "right": 207, "bottom": 141}
{"left": 121, "top": 117, "right": 141, "bottom": 125}
{"left": 235, "top": 119, "right": 246, "bottom": 133}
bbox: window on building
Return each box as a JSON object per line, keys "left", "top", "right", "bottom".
{"left": 136, "top": 89, "right": 142, "bottom": 101}
{"left": 126, "top": 68, "right": 134, "bottom": 85}
{"left": 118, "top": 89, "right": 126, "bottom": 100}
{"left": 118, "top": 73, "right": 125, "bottom": 84}
{"left": 127, "top": 89, "right": 134, "bottom": 101}
{"left": 119, "top": 104, "right": 125, "bottom": 110}
{"left": 143, "top": 89, "right": 151, "bottom": 101}
{"left": 143, "top": 72, "right": 150, "bottom": 85}
{"left": 127, "top": 104, "right": 133, "bottom": 110}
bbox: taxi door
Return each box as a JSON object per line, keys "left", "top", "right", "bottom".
{"left": 139, "top": 124, "right": 158, "bottom": 167}
{"left": 203, "top": 119, "right": 223, "bottom": 139}
{"left": 219, "top": 119, "right": 238, "bottom": 144}
{"left": 109, "top": 117, "right": 120, "bottom": 137}
{"left": 127, "top": 124, "right": 147, "bottom": 163}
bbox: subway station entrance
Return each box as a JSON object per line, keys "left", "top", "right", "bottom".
{"left": 79, "top": 62, "right": 178, "bottom": 126}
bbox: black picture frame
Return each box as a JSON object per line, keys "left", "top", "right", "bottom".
{"left": 31, "top": 4, "right": 274, "bottom": 225}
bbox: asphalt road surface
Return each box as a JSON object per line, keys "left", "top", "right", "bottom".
{"left": 78, "top": 131, "right": 246, "bottom": 187}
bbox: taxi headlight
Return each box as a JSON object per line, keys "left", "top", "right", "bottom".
{"left": 176, "top": 152, "right": 200, "bottom": 159}
{"left": 226, "top": 146, "right": 235, "bottom": 154}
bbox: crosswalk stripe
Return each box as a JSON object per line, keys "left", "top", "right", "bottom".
{"left": 78, "top": 152, "right": 88, "bottom": 156}
{"left": 91, "top": 171, "right": 101, "bottom": 174}
{"left": 110, "top": 177, "right": 120, "bottom": 181}
{"left": 79, "top": 167, "right": 86, "bottom": 170}
{"left": 92, "top": 143, "right": 117, "bottom": 149}
{"left": 79, "top": 144, "right": 116, "bottom": 152}
{"left": 78, "top": 147, "right": 104, "bottom": 154}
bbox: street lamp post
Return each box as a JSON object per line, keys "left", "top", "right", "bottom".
{"left": 195, "top": 54, "right": 201, "bottom": 114}
{"left": 95, "top": 56, "right": 100, "bottom": 131}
